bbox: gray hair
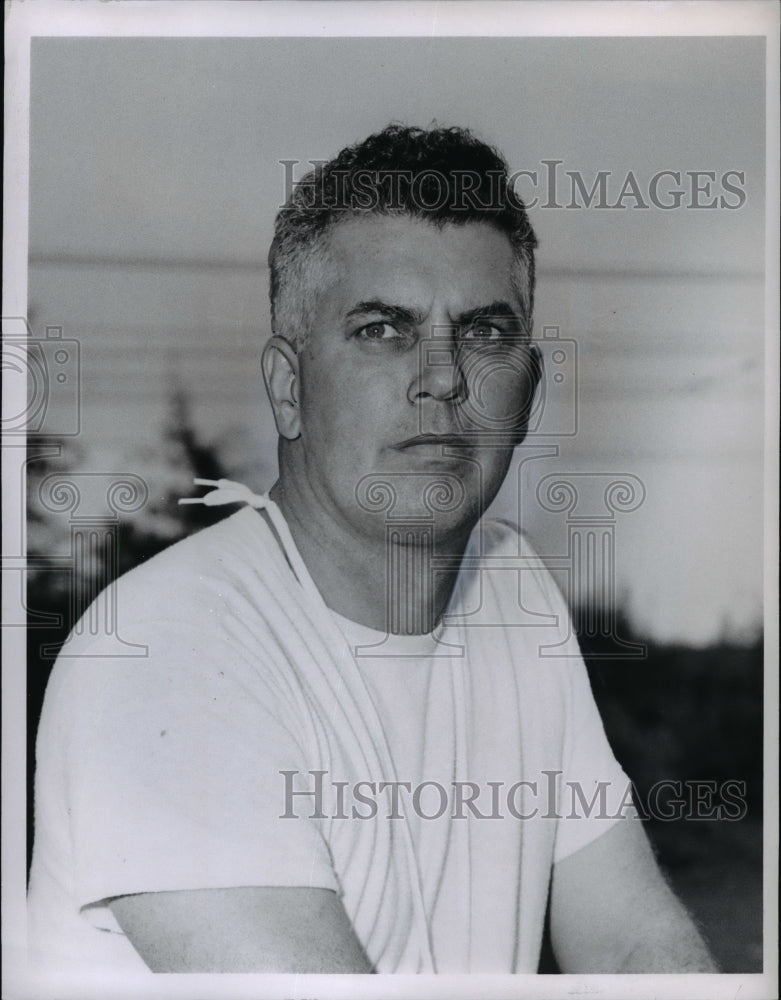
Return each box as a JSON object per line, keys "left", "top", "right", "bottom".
{"left": 269, "top": 124, "right": 538, "bottom": 349}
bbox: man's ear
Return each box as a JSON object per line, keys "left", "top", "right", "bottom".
{"left": 262, "top": 336, "right": 301, "bottom": 440}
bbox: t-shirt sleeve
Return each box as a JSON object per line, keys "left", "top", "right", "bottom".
{"left": 52, "top": 623, "right": 338, "bottom": 928}
{"left": 552, "top": 657, "right": 635, "bottom": 864}
{"left": 516, "top": 535, "right": 636, "bottom": 865}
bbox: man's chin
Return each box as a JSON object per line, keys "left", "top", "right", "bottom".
{"left": 354, "top": 469, "right": 475, "bottom": 521}
{"left": 349, "top": 489, "right": 485, "bottom": 559}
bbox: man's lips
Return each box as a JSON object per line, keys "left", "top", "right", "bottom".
{"left": 394, "top": 434, "right": 472, "bottom": 449}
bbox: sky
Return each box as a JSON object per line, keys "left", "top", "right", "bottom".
{"left": 24, "top": 32, "right": 768, "bottom": 644}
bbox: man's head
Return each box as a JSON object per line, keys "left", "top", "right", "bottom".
{"left": 268, "top": 124, "right": 537, "bottom": 351}
{"left": 263, "top": 124, "right": 542, "bottom": 548}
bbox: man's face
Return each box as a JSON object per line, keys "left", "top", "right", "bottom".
{"left": 290, "top": 214, "right": 539, "bottom": 543}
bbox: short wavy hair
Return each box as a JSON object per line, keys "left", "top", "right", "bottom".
{"left": 269, "top": 124, "right": 537, "bottom": 348}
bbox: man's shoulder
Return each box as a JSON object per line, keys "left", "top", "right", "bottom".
{"left": 66, "top": 508, "right": 274, "bottom": 651}
{"left": 467, "top": 516, "right": 575, "bottom": 661}
{"left": 40, "top": 508, "right": 288, "bottom": 720}
{"left": 480, "top": 516, "right": 534, "bottom": 550}
{"left": 474, "top": 517, "right": 550, "bottom": 569}
{"left": 128, "top": 506, "right": 262, "bottom": 574}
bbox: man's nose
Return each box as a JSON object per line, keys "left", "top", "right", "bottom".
{"left": 407, "top": 332, "right": 467, "bottom": 404}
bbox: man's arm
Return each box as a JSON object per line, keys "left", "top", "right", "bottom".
{"left": 549, "top": 818, "right": 718, "bottom": 973}
{"left": 109, "top": 886, "right": 374, "bottom": 973}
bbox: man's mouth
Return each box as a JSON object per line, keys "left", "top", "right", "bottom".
{"left": 394, "top": 434, "right": 472, "bottom": 449}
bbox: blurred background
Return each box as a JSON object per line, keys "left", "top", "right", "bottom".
{"left": 23, "top": 36, "right": 765, "bottom": 970}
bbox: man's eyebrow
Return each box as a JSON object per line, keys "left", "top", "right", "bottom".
{"left": 344, "top": 300, "right": 425, "bottom": 326}
{"left": 454, "top": 301, "right": 524, "bottom": 327}
{"left": 343, "top": 299, "right": 524, "bottom": 330}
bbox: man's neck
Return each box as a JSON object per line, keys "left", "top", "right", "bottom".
{"left": 269, "top": 478, "right": 471, "bottom": 635}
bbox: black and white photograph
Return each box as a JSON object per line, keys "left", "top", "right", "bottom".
{"left": 3, "top": 3, "right": 778, "bottom": 999}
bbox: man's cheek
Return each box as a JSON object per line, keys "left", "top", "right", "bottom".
{"left": 503, "top": 371, "right": 538, "bottom": 430}
{"left": 460, "top": 371, "right": 532, "bottom": 437}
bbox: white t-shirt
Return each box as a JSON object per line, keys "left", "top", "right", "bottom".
{"left": 28, "top": 507, "right": 632, "bottom": 975}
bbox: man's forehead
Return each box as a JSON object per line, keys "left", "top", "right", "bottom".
{"left": 326, "top": 212, "right": 513, "bottom": 253}
{"left": 324, "top": 213, "right": 519, "bottom": 310}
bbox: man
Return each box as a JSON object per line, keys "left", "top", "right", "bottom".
{"left": 28, "top": 125, "right": 716, "bottom": 975}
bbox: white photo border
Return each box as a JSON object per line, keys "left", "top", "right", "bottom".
{"left": 3, "top": 3, "right": 778, "bottom": 999}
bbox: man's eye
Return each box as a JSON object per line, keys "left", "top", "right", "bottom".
{"left": 357, "top": 322, "right": 401, "bottom": 341}
{"left": 463, "top": 322, "right": 502, "bottom": 342}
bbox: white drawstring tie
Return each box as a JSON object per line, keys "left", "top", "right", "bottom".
{"left": 178, "top": 477, "right": 269, "bottom": 509}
